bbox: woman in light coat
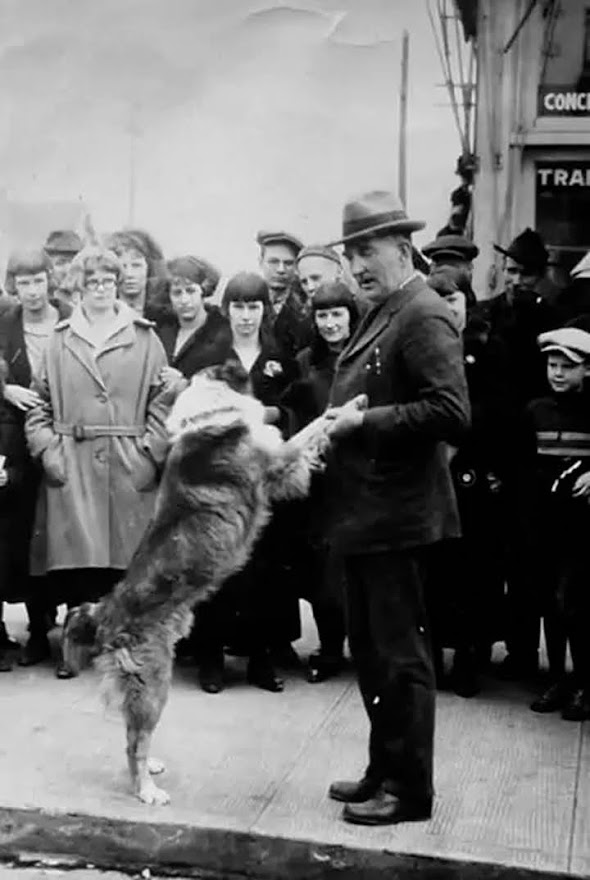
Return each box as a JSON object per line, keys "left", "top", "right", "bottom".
{"left": 25, "top": 246, "right": 170, "bottom": 677}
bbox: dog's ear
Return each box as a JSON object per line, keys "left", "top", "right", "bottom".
{"left": 62, "top": 603, "right": 99, "bottom": 672}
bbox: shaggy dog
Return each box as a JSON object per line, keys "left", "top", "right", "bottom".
{"left": 62, "top": 364, "right": 331, "bottom": 805}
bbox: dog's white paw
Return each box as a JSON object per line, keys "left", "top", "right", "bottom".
{"left": 138, "top": 779, "right": 170, "bottom": 806}
{"left": 147, "top": 757, "right": 166, "bottom": 775}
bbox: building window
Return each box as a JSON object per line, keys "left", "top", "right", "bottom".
{"left": 536, "top": 162, "right": 590, "bottom": 273}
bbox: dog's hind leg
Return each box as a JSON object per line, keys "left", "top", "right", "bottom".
{"left": 124, "top": 671, "right": 171, "bottom": 805}
{"left": 127, "top": 723, "right": 170, "bottom": 805}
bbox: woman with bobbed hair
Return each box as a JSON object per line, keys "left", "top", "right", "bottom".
{"left": 106, "top": 228, "right": 170, "bottom": 322}
{"left": 157, "top": 255, "right": 228, "bottom": 400}
{"left": 25, "top": 246, "right": 170, "bottom": 678}
{"left": 0, "top": 248, "right": 71, "bottom": 666}
{"left": 282, "top": 281, "right": 360, "bottom": 683}
{"left": 191, "top": 272, "right": 302, "bottom": 694}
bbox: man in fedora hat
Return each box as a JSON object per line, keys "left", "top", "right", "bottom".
{"left": 257, "top": 230, "right": 312, "bottom": 358}
{"left": 323, "top": 190, "right": 470, "bottom": 825}
{"left": 485, "top": 228, "right": 563, "bottom": 683}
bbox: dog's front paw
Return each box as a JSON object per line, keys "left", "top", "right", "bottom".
{"left": 138, "top": 779, "right": 170, "bottom": 806}
{"left": 147, "top": 756, "right": 166, "bottom": 775}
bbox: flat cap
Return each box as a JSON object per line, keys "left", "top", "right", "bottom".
{"left": 296, "top": 244, "right": 341, "bottom": 266}
{"left": 538, "top": 327, "right": 590, "bottom": 363}
{"left": 256, "top": 230, "right": 304, "bottom": 254}
{"left": 422, "top": 234, "right": 479, "bottom": 262}
{"left": 44, "top": 230, "right": 83, "bottom": 255}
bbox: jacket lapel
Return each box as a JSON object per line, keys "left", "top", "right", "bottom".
{"left": 63, "top": 329, "right": 107, "bottom": 391}
{"left": 339, "top": 281, "right": 419, "bottom": 364}
{"left": 6, "top": 309, "right": 32, "bottom": 387}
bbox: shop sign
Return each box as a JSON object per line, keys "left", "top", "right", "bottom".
{"left": 538, "top": 86, "right": 590, "bottom": 116}
{"left": 536, "top": 162, "right": 590, "bottom": 188}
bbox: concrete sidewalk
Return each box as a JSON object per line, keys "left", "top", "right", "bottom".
{"left": 0, "top": 603, "right": 588, "bottom": 879}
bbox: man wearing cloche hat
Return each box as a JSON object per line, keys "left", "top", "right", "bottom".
{"left": 323, "top": 190, "right": 470, "bottom": 825}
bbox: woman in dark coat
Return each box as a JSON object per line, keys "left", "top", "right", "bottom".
{"left": 156, "top": 255, "right": 229, "bottom": 392}
{"left": 0, "top": 249, "right": 70, "bottom": 666}
{"left": 282, "top": 281, "right": 360, "bottom": 682}
{"left": 427, "top": 268, "right": 510, "bottom": 696}
{"left": 192, "top": 272, "right": 301, "bottom": 693}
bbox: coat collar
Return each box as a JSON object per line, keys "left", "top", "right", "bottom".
{"left": 61, "top": 302, "right": 139, "bottom": 390}
{"left": 339, "top": 274, "right": 422, "bottom": 364}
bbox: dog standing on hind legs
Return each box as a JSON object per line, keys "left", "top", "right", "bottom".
{"left": 62, "top": 366, "right": 339, "bottom": 805}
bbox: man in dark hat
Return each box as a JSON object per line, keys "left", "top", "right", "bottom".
{"left": 323, "top": 190, "right": 470, "bottom": 825}
{"left": 422, "top": 234, "right": 479, "bottom": 300}
{"left": 44, "top": 230, "right": 83, "bottom": 292}
{"left": 486, "top": 228, "right": 562, "bottom": 683}
{"left": 257, "top": 230, "right": 312, "bottom": 358}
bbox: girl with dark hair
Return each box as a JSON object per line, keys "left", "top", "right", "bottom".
{"left": 157, "top": 256, "right": 228, "bottom": 399}
{"left": 426, "top": 268, "right": 510, "bottom": 696}
{"left": 283, "top": 281, "right": 360, "bottom": 682}
{"left": 0, "top": 249, "right": 70, "bottom": 666}
{"left": 191, "top": 272, "right": 301, "bottom": 694}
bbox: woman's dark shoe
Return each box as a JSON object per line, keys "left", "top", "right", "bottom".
{"left": 247, "top": 655, "right": 284, "bottom": 692}
{"left": 307, "top": 652, "right": 345, "bottom": 684}
{"left": 55, "top": 661, "right": 77, "bottom": 680}
{"left": 561, "top": 689, "right": 590, "bottom": 721}
{"left": 198, "top": 661, "right": 224, "bottom": 694}
{"left": 18, "top": 637, "right": 51, "bottom": 667}
{"left": 0, "top": 650, "right": 12, "bottom": 672}
{"left": 530, "top": 682, "right": 568, "bottom": 713}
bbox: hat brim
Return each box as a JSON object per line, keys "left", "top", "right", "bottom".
{"left": 327, "top": 218, "right": 426, "bottom": 248}
{"left": 540, "top": 343, "right": 585, "bottom": 364}
{"left": 493, "top": 243, "right": 555, "bottom": 269}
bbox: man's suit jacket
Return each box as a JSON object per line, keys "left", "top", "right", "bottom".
{"left": 327, "top": 275, "right": 471, "bottom": 554}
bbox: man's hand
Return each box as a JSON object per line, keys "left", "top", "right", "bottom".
{"left": 3, "top": 384, "right": 42, "bottom": 412}
{"left": 325, "top": 394, "right": 368, "bottom": 440}
{"left": 572, "top": 471, "right": 590, "bottom": 498}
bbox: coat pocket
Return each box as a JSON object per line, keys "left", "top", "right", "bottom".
{"left": 41, "top": 435, "right": 67, "bottom": 487}
{"left": 122, "top": 438, "right": 158, "bottom": 493}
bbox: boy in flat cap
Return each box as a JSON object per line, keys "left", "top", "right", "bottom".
{"left": 257, "top": 230, "right": 312, "bottom": 358}
{"left": 518, "top": 325, "right": 590, "bottom": 721}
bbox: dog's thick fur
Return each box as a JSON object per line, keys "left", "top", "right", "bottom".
{"left": 62, "top": 368, "right": 329, "bottom": 805}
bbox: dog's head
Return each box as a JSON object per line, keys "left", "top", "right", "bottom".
{"left": 166, "top": 367, "right": 284, "bottom": 457}
{"left": 62, "top": 602, "right": 100, "bottom": 673}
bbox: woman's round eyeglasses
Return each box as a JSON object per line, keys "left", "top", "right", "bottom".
{"left": 85, "top": 277, "right": 117, "bottom": 292}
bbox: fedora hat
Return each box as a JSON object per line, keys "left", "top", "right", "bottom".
{"left": 328, "top": 190, "right": 425, "bottom": 246}
{"left": 493, "top": 228, "right": 549, "bottom": 273}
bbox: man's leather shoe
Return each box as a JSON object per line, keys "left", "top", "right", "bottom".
{"left": 18, "top": 637, "right": 51, "bottom": 667}
{"left": 562, "top": 689, "right": 590, "bottom": 721}
{"left": 530, "top": 682, "right": 568, "bottom": 713}
{"left": 342, "top": 789, "right": 432, "bottom": 826}
{"left": 328, "top": 776, "right": 380, "bottom": 803}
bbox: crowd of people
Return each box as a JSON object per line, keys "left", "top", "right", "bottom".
{"left": 0, "top": 192, "right": 589, "bottom": 740}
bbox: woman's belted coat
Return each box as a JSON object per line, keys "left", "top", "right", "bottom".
{"left": 25, "top": 305, "right": 170, "bottom": 574}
